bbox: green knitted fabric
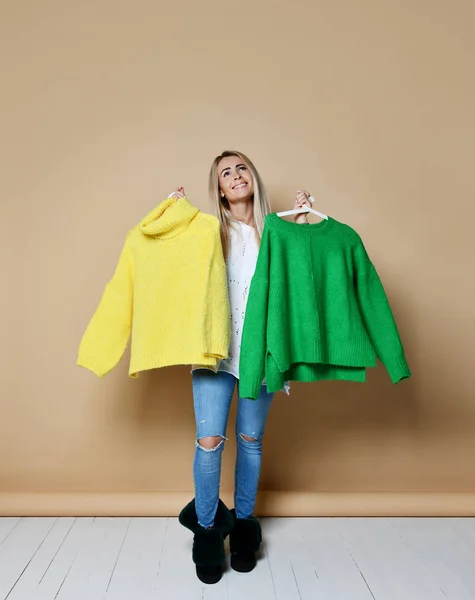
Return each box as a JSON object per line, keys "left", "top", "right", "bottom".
{"left": 238, "top": 214, "right": 411, "bottom": 399}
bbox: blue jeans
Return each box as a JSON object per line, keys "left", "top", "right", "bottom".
{"left": 192, "top": 369, "right": 274, "bottom": 529}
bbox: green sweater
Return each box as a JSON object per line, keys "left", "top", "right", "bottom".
{"left": 238, "top": 214, "right": 411, "bottom": 399}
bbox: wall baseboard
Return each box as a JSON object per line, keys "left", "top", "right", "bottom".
{"left": 1, "top": 491, "right": 475, "bottom": 516}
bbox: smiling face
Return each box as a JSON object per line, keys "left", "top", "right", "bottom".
{"left": 217, "top": 155, "right": 255, "bottom": 203}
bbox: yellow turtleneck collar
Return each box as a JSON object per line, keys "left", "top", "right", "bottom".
{"left": 140, "top": 197, "right": 200, "bottom": 239}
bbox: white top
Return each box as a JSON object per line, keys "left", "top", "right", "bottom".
{"left": 218, "top": 220, "right": 259, "bottom": 378}
{"left": 217, "top": 220, "right": 290, "bottom": 395}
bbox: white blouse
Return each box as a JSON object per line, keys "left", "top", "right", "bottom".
{"left": 218, "top": 219, "right": 259, "bottom": 378}
{"left": 217, "top": 220, "right": 290, "bottom": 395}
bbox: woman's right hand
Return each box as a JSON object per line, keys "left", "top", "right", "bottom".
{"left": 169, "top": 186, "right": 186, "bottom": 199}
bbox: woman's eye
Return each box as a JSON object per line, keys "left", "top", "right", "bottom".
{"left": 239, "top": 166, "right": 246, "bottom": 171}
{"left": 223, "top": 171, "right": 229, "bottom": 177}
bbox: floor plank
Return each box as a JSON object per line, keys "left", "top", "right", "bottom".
{"left": 53, "top": 517, "right": 131, "bottom": 600}
{"left": 300, "top": 517, "right": 378, "bottom": 600}
{"left": 6, "top": 517, "right": 76, "bottom": 600}
{"left": 34, "top": 517, "right": 95, "bottom": 600}
{"left": 0, "top": 518, "right": 21, "bottom": 548}
{"left": 0, "top": 517, "right": 57, "bottom": 599}
{"left": 401, "top": 518, "right": 475, "bottom": 598}
{"left": 103, "top": 517, "right": 167, "bottom": 600}
{"left": 390, "top": 517, "right": 474, "bottom": 600}
{"left": 337, "top": 517, "right": 449, "bottom": 600}
{"left": 262, "top": 517, "right": 326, "bottom": 600}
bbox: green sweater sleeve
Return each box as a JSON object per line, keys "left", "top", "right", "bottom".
{"left": 353, "top": 238, "right": 411, "bottom": 383}
{"left": 238, "top": 224, "right": 271, "bottom": 400}
{"left": 77, "top": 234, "right": 135, "bottom": 377}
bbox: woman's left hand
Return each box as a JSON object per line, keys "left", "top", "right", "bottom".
{"left": 293, "top": 190, "right": 311, "bottom": 223}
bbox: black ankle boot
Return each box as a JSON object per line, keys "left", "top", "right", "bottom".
{"left": 178, "top": 498, "right": 234, "bottom": 584}
{"left": 229, "top": 508, "right": 262, "bottom": 573}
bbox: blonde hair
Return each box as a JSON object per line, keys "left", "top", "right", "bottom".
{"left": 209, "top": 150, "right": 271, "bottom": 259}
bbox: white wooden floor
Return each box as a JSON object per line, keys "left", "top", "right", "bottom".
{"left": 0, "top": 517, "right": 474, "bottom": 599}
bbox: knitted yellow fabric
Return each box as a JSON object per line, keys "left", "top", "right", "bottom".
{"left": 77, "top": 197, "right": 230, "bottom": 378}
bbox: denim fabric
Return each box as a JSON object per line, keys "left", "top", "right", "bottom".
{"left": 192, "top": 369, "right": 273, "bottom": 528}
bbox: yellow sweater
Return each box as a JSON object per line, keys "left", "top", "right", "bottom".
{"left": 77, "top": 197, "right": 230, "bottom": 378}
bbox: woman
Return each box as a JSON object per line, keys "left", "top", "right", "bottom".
{"left": 175, "top": 151, "right": 310, "bottom": 584}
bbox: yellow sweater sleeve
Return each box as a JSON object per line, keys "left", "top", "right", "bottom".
{"left": 77, "top": 235, "right": 135, "bottom": 377}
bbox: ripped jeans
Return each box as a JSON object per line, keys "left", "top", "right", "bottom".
{"left": 192, "top": 369, "right": 274, "bottom": 529}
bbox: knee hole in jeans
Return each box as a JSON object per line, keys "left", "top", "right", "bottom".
{"left": 239, "top": 433, "right": 260, "bottom": 443}
{"left": 197, "top": 435, "right": 225, "bottom": 451}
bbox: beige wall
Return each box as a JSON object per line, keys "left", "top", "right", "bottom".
{"left": 1, "top": 0, "right": 474, "bottom": 516}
